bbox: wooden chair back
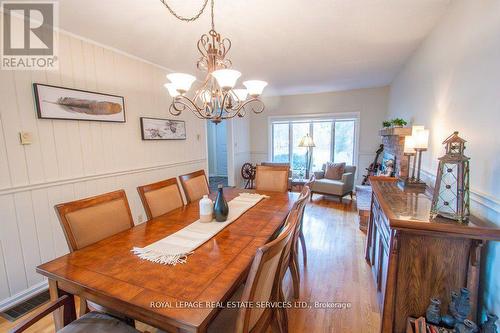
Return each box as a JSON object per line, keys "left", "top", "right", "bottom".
{"left": 137, "top": 177, "right": 184, "bottom": 219}
{"left": 280, "top": 187, "right": 309, "bottom": 278}
{"left": 178, "top": 170, "right": 210, "bottom": 203}
{"left": 235, "top": 220, "right": 294, "bottom": 333}
{"left": 255, "top": 165, "right": 290, "bottom": 193}
{"left": 54, "top": 190, "right": 134, "bottom": 252}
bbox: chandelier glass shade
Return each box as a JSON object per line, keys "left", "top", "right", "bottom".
{"left": 162, "top": 0, "right": 267, "bottom": 123}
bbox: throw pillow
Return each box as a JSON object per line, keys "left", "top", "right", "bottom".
{"left": 324, "top": 162, "right": 346, "bottom": 180}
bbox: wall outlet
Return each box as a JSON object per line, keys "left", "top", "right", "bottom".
{"left": 19, "top": 131, "right": 33, "bottom": 145}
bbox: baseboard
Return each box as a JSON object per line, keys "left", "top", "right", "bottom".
{"left": 0, "top": 280, "right": 48, "bottom": 312}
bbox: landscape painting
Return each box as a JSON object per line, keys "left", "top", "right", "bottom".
{"left": 33, "top": 83, "right": 126, "bottom": 122}
{"left": 140, "top": 117, "right": 186, "bottom": 140}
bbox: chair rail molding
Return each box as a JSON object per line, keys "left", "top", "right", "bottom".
{"left": 0, "top": 158, "right": 206, "bottom": 196}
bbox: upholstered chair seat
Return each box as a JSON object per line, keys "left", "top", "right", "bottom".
{"left": 59, "top": 312, "right": 140, "bottom": 333}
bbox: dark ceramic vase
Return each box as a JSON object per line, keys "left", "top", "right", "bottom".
{"left": 426, "top": 298, "right": 442, "bottom": 325}
{"left": 455, "top": 319, "right": 478, "bottom": 333}
{"left": 481, "top": 314, "right": 498, "bottom": 333}
{"left": 214, "top": 185, "right": 229, "bottom": 222}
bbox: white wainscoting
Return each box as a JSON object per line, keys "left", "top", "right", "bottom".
{"left": 0, "top": 29, "right": 207, "bottom": 309}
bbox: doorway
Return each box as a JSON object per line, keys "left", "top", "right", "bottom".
{"left": 207, "top": 120, "right": 229, "bottom": 190}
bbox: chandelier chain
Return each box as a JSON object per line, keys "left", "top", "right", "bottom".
{"left": 159, "top": 0, "right": 209, "bottom": 22}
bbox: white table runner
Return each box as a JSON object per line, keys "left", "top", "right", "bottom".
{"left": 132, "top": 193, "right": 269, "bottom": 265}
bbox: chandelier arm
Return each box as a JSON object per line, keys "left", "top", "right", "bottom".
{"left": 171, "top": 96, "right": 204, "bottom": 115}
{"left": 159, "top": 0, "right": 209, "bottom": 22}
{"left": 234, "top": 98, "right": 265, "bottom": 115}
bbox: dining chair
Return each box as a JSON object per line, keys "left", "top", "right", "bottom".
{"left": 208, "top": 217, "right": 295, "bottom": 333}
{"left": 8, "top": 294, "right": 140, "bottom": 333}
{"left": 54, "top": 190, "right": 135, "bottom": 321}
{"left": 288, "top": 186, "right": 310, "bottom": 299}
{"left": 298, "top": 176, "right": 315, "bottom": 266}
{"left": 178, "top": 169, "right": 210, "bottom": 203}
{"left": 137, "top": 177, "right": 184, "bottom": 219}
{"left": 255, "top": 165, "right": 290, "bottom": 193}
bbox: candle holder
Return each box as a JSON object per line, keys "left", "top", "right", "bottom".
{"left": 398, "top": 126, "right": 428, "bottom": 189}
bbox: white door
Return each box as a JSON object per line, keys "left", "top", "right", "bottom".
{"left": 215, "top": 121, "right": 228, "bottom": 176}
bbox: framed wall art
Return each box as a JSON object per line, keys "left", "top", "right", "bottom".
{"left": 140, "top": 117, "right": 186, "bottom": 140}
{"left": 33, "top": 83, "right": 126, "bottom": 122}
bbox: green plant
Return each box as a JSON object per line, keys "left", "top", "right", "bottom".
{"left": 382, "top": 121, "right": 392, "bottom": 128}
{"left": 391, "top": 118, "right": 408, "bottom": 127}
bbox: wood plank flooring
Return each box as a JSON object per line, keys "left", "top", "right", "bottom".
{"left": 0, "top": 195, "right": 380, "bottom": 333}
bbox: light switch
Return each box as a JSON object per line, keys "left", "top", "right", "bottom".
{"left": 19, "top": 131, "right": 33, "bottom": 145}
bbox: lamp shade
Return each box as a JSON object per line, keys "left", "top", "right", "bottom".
{"left": 233, "top": 89, "right": 248, "bottom": 101}
{"left": 166, "top": 73, "right": 196, "bottom": 93}
{"left": 211, "top": 69, "right": 241, "bottom": 89}
{"left": 413, "top": 128, "right": 429, "bottom": 149}
{"left": 403, "top": 135, "right": 416, "bottom": 154}
{"left": 412, "top": 125, "right": 425, "bottom": 134}
{"left": 164, "top": 83, "right": 180, "bottom": 97}
{"left": 243, "top": 80, "right": 268, "bottom": 97}
{"left": 298, "top": 134, "right": 315, "bottom": 147}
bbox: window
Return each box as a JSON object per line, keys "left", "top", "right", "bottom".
{"left": 271, "top": 117, "right": 357, "bottom": 178}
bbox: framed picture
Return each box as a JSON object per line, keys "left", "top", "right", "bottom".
{"left": 33, "top": 83, "right": 126, "bottom": 122}
{"left": 140, "top": 117, "right": 186, "bottom": 140}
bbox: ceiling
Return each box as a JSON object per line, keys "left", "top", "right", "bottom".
{"left": 58, "top": 0, "right": 452, "bottom": 96}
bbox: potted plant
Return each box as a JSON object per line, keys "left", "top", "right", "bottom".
{"left": 382, "top": 121, "right": 392, "bottom": 128}
{"left": 391, "top": 118, "right": 408, "bottom": 127}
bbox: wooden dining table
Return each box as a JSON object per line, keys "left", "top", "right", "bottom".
{"left": 37, "top": 188, "right": 297, "bottom": 333}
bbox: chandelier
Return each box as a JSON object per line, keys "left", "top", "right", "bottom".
{"left": 161, "top": 0, "right": 267, "bottom": 123}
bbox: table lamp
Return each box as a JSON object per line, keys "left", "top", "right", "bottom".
{"left": 299, "top": 133, "right": 315, "bottom": 179}
{"left": 398, "top": 126, "right": 428, "bottom": 189}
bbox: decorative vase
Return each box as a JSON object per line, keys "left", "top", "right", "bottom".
{"left": 426, "top": 298, "right": 442, "bottom": 325}
{"left": 214, "top": 184, "right": 229, "bottom": 222}
{"left": 454, "top": 288, "right": 471, "bottom": 323}
{"left": 456, "top": 319, "right": 478, "bottom": 333}
{"left": 481, "top": 314, "right": 498, "bottom": 333}
{"left": 199, "top": 195, "right": 213, "bottom": 222}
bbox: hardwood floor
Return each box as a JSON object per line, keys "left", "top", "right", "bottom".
{"left": 0, "top": 195, "right": 380, "bottom": 333}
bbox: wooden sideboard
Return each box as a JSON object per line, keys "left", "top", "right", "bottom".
{"left": 365, "top": 177, "right": 500, "bottom": 333}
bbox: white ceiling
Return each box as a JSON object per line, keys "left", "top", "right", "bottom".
{"left": 58, "top": 0, "right": 452, "bottom": 96}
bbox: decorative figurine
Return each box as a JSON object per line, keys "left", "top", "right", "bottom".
{"left": 426, "top": 298, "right": 442, "bottom": 325}
{"left": 430, "top": 131, "right": 470, "bottom": 223}
{"left": 456, "top": 319, "right": 479, "bottom": 333}
{"left": 481, "top": 314, "right": 498, "bottom": 333}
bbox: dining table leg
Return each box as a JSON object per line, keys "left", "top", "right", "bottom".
{"left": 48, "top": 279, "right": 77, "bottom": 330}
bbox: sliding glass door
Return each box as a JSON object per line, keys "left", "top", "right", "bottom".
{"left": 271, "top": 118, "right": 356, "bottom": 178}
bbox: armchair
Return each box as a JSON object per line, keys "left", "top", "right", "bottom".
{"left": 310, "top": 164, "right": 356, "bottom": 202}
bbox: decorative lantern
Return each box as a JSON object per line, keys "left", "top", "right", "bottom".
{"left": 430, "top": 131, "right": 470, "bottom": 223}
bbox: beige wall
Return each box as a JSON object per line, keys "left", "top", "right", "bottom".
{"left": 387, "top": 0, "right": 500, "bottom": 318}
{"left": 250, "top": 87, "right": 389, "bottom": 183}
{"left": 0, "top": 31, "right": 207, "bottom": 308}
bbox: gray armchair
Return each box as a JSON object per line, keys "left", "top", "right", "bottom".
{"left": 310, "top": 164, "right": 356, "bottom": 202}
